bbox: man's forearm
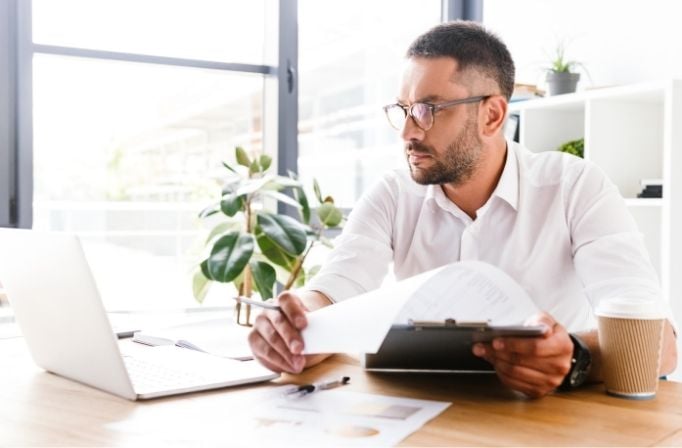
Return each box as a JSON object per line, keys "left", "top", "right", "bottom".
{"left": 577, "top": 320, "right": 677, "bottom": 383}
{"left": 299, "top": 290, "right": 333, "bottom": 312}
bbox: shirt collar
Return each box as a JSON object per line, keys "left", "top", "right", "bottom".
{"left": 425, "top": 141, "right": 519, "bottom": 212}
{"left": 491, "top": 141, "right": 519, "bottom": 211}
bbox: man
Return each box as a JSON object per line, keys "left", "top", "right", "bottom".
{"left": 248, "top": 21, "right": 677, "bottom": 398}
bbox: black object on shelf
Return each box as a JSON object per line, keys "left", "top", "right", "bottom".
{"left": 637, "top": 184, "right": 663, "bottom": 198}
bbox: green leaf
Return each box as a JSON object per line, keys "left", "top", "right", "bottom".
{"left": 249, "top": 159, "right": 260, "bottom": 175}
{"left": 192, "top": 269, "right": 211, "bottom": 304}
{"left": 205, "top": 221, "right": 241, "bottom": 244}
{"left": 261, "top": 176, "right": 302, "bottom": 193}
{"left": 262, "top": 190, "right": 302, "bottom": 209}
{"left": 207, "top": 231, "right": 255, "bottom": 283}
{"left": 313, "top": 178, "right": 323, "bottom": 203}
{"left": 293, "top": 264, "right": 320, "bottom": 289}
{"left": 319, "top": 235, "right": 334, "bottom": 249}
{"left": 273, "top": 175, "right": 302, "bottom": 188}
{"left": 221, "top": 177, "right": 241, "bottom": 195}
{"left": 557, "top": 138, "right": 584, "bottom": 158}
{"left": 256, "top": 229, "right": 297, "bottom": 270}
{"left": 256, "top": 213, "right": 308, "bottom": 256}
{"left": 220, "top": 193, "right": 244, "bottom": 217}
{"left": 306, "top": 264, "right": 322, "bottom": 280}
{"left": 293, "top": 187, "right": 311, "bottom": 224}
{"left": 222, "top": 161, "right": 238, "bottom": 173}
{"left": 249, "top": 261, "right": 276, "bottom": 300}
{"left": 198, "top": 204, "right": 220, "bottom": 219}
{"left": 200, "top": 259, "right": 213, "bottom": 280}
{"left": 235, "top": 146, "right": 251, "bottom": 167}
{"left": 317, "top": 203, "right": 343, "bottom": 227}
{"left": 236, "top": 175, "right": 275, "bottom": 196}
{"left": 259, "top": 155, "right": 272, "bottom": 172}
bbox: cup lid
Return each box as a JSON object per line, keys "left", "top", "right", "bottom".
{"left": 595, "top": 297, "right": 666, "bottom": 320}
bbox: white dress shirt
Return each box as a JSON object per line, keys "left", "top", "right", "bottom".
{"left": 307, "top": 141, "right": 670, "bottom": 332}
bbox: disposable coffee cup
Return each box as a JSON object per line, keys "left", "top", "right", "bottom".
{"left": 596, "top": 298, "right": 666, "bottom": 399}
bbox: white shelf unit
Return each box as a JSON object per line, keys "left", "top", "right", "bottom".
{"left": 509, "top": 80, "right": 682, "bottom": 327}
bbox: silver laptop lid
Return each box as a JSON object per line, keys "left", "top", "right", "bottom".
{"left": 0, "top": 229, "right": 136, "bottom": 400}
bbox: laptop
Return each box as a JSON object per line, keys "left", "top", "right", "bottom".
{"left": 0, "top": 229, "right": 278, "bottom": 400}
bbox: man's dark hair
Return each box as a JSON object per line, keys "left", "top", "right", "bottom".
{"left": 407, "top": 21, "right": 515, "bottom": 100}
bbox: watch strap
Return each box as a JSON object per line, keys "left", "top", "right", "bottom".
{"left": 558, "top": 333, "right": 592, "bottom": 391}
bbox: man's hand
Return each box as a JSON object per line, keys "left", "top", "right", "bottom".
{"left": 248, "top": 291, "right": 308, "bottom": 373}
{"left": 472, "top": 312, "right": 574, "bottom": 398}
{"left": 248, "top": 290, "right": 332, "bottom": 374}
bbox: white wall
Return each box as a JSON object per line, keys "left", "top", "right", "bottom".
{"left": 483, "top": 0, "right": 682, "bottom": 90}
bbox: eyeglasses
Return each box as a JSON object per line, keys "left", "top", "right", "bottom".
{"left": 383, "top": 95, "right": 490, "bottom": 131}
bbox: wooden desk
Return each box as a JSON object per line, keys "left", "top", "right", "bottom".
{"left": 2, "top": 336, "right": 682, "bottom": 447}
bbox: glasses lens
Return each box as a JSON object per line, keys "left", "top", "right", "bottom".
{"left": 411, "top": 103, "right": 433, "bottom": 130}
{"left": 385, "top": 104, "right": 407, "bottom": 130}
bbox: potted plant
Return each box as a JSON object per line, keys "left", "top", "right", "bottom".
{"left": 545, "top": 41, "right": 584, "bottom": 96}
{"left": 192, "top": 146, "right": 343, "bottom": 326}
{"left": 557, "top": 138, "right": 584, "bottom": 158}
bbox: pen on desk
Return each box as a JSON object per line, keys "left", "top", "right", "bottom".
{"left": 284, "top": 376, "right": 351, "bottom": 397}
{"left": 232, "top": 296, "right": 282, "bottom": 311}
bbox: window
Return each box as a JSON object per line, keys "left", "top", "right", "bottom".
{"left": 32, "top": 0, "right": 269, "bottom": 65}
{"left": 297, "top": 0, "right": 442, "bottom": 207}
{"left": 2, "top": 1, "right": 462, "bottom": 312}
{"left": 28, "top": 0, "right": 276, "bottom": 310}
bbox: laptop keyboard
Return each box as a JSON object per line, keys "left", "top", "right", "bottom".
{"left": 123, "top": 355, "right": 215, "bottom": 392}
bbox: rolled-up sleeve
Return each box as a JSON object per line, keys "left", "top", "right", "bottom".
{"left": 305, "top": 174, "right": 397, "bottom": 302}
{"left": 569, "top": 162, "right": 676, "bottom": 327}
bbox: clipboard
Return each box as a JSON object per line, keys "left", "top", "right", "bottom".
{"left": 363, "top": 319, "right": 547, "bottom": 373}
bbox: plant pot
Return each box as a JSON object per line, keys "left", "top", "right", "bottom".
{"left": 546, "top": 71, "right": 580, "bottom": 96}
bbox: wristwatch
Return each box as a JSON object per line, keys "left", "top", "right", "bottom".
{"left": 558, "top": 333, "right": 592, "bottom": 391}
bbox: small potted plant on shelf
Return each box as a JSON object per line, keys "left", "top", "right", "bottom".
{"left": 192, "top": 146, "right": 343, "bottom": 326}
{"left": 545, "top": 41, "right": 585, "bottom": 96}
{"left": 557, "top": 138, "right": 584, "bottom": 158}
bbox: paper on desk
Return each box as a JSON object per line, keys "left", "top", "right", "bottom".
{"left": 133, "top": 317, "right": 253, "bottom": 360}
{"left": 107, "top": 386, "right": 450, "bottom": 447}
{"left": 302, "top": 261, "right": 539, "bottom": 354}
{"left": 240, "top": 387, "right": 450, "bottom": 447}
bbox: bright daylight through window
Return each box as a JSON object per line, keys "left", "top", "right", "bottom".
{"left": 31, "top": 0, "right": 269, "bottom": 310}
{"left": 298, "top": 0, "right": 441, "bottom": 206}
{"left": 28, "top": 0, "right": 442, "bottom": 311}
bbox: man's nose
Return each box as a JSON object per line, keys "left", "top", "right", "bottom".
{"left": 400, "top": 114, "right": 426, "bottom": 142}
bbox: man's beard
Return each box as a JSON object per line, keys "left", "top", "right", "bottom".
{"left": 406, "top": 114, "right": 483, "bottom": 186}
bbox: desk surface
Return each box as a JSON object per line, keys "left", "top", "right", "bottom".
{"left": 2, "top": 336, "right": 682, "bottom": 447}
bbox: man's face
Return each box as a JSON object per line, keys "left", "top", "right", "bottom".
{"left": 397, "top": 57, "right": 484, "bottom": 186}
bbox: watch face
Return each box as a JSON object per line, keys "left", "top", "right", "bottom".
{"left": 570, "top": 366, "right": 589, "bottom": 387}
{"left": 560, "top": 334, "right": 592, "bottom": 390}
{"left": 569, "top": 336, "right": 592, "bottom": 388}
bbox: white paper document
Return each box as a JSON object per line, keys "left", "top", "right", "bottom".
{"left": 107, "top": 386, "right": 450, "bottom": 447}
{"left": 133, "top": 317, "right": 253, "bottom": 360}
{"left": 239, "top": 388, "right": 450, "bottom": 447}
{"left": 302, "top": 261, "right": 539, "bottom": 355}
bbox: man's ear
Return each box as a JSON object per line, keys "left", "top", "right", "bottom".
{"left": 480, "top": 95, "right": 508, "bottom": 137}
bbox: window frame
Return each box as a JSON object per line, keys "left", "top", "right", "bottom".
{"left": 0, "top": 0, "right": 18, "bottom": 227}
{"left": 1, "top": 0, "right": 480, "bottom": 229}
{"left": 3, "top": 0, "right": 299, "bottom": 229}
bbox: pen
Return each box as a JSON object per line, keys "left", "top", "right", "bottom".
{"left": 233, "top": 296, "right": 282, "bottom": 311}
{"left": 284, "top": 376, "right": 351, "bottom": 397}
